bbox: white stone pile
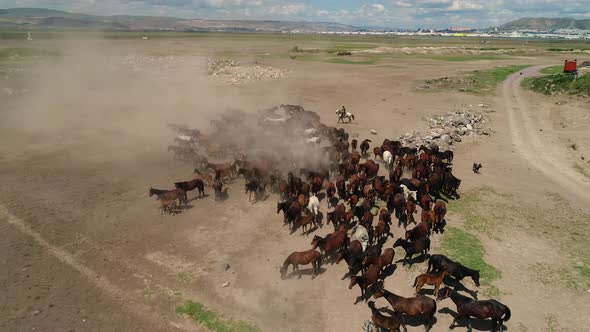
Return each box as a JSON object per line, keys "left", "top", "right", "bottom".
{"left": 399, "top": 106, "right": 493, "bottom": 149}
{"left": 207, "top": 59, "right": 288, "bottom": 85}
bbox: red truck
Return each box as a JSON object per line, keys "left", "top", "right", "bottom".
{"left": 563, "top": 59, "right": 577, "bottom": 73}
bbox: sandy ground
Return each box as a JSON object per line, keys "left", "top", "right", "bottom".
{"left": 1, "top": 38, "right": 589, "bottom": 332}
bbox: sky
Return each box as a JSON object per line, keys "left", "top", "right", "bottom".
{"left": 2, "top": 0, "right": 590, "bottom": 28}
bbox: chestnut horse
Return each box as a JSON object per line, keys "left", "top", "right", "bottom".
{"left": 280, "top": 249, "right": 322, "bottom": 279}
{"left": 413, "top": 269, "right": 448, "bottom": 297}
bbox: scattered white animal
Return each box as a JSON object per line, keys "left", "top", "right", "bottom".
{"left": 307, "top": 195, "right": 320, "bottom": 217}
{"left": 305, "top": 137, "right": 321, "bottom": 144}
{"left": 350, "top": 224, "right": 369, "bottom": 251}
{"left": 383, "top": 150, "right": 393, "bottom": 169}
{"left": 400, "top": 184, "right": 417, "bottom": 201}
{"left": 263, "top": 117, "right": 287, "bottom": 123}
{"left": 304, "top": 128, "right": 318, "bottom": 136}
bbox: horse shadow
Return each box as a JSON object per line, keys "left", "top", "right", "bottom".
{"left": 218, "top": 189, "right": 229, "bottom": 201}
{"left": 285, "top": 267, "right": 327, "bottom": 280}
{"left": 397, "top": 253, "right": 428, "bottom": 267}
{"left": 379, "top": 307, "right": 437, "bottom": 329}
{"left": 316, "top": 213, "right": 324, "bottom": 228}
{"left": 380, "top": 264, "right": 398, "bottom": 279}
{"left": 434, "top": 219, "right": 447, "bottom": 234}
{"left": 444, "top": 277, "right": 478, "bottom": 300}
{"left": 438, "top": 308, "right": 504, "bottom": 331}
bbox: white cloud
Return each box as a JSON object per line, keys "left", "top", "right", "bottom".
{"left": 370, "top": 3, "right": 385, "bottom": 12}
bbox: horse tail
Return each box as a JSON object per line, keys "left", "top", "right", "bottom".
{"left": 502, "top": 305, "right": 511, "bottom": 321}
{"left": 412, "top": 276, "right": 418, "bottom": 287}
{"left": 351, "top": 114, "right": 355, "bottom": 121}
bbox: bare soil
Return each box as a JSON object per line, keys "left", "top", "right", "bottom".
{"left": 1, "top": 38, "right": 589, "bottom": 332}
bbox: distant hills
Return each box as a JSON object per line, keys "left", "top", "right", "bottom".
{"left": 0, "top": 8, "right": 360, "bottom": 32}
{"left": 1, "top": 8, "right": 589, "bottom": 33}
{"left": 498, "top": 17, "right": 590, "bottom": 31}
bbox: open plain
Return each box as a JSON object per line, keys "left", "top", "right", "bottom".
{"left": 1, "top": 33, "right": 589, "bottom": 332}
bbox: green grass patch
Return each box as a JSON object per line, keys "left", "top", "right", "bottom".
{"left": 176, "top": 271, "right": 194, "bottom": 283}
{"left": 523, "top": 72, "right": 590, "bottom": 96}
{"left": 426, "top": 55, "right": 510, "bottom": 62}
{"left": 176, "top": 300, "right": 261, "bottom": 332}
{"left": 529, "top": 263, "right": 589, "bottom": 290}
{"left": 468, "top": 64, "right": 530, "bottom": 95}
{"left": 450, "top": 187, "right": 590, "bottom": 291}
{"left": 441, "top": 227, "right": 501, "bottom": 294}
{"left": 539, "top": 65, "right": 563, "bottom": 75}
{"left": 0, "top": 47, "right": 59, "bottom": 59}
{"left": 325, "top": 57, "right": 378, "bottom": 65}
{"left": 546, "top": 48, "right": 575, "bottom": 52}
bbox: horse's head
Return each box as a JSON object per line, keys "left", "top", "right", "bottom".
{"left": 348, "top": 276, "right": 358, "bottom": 289}
{"left": 279, "top": 265, "right": 287, "bottom": 280}
{"left": 311, "top": 235, "right": 322, "bottom": 248}
{"left": 149, "top": 188, "right": 154, "bottom": 196}
{"left": 392, "top": 238, "right": 404, "bottom": 248}
{"left": 471, "top": 270, "right": 481, "bottom": 287}
{"left": 372, "top": 288, "right": 384, "bottom": 299}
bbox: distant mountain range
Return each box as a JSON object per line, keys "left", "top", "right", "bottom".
{"left": 0, "top": 8, "right": 360, "bottom": 32}
{"left": 498, "top": 17, "right": 590, "bottom": 31}
{"left": 1, "top": 8, "right": 589, "bottom": 33}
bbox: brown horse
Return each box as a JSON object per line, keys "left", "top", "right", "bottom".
{"left": 405, "top": 198, "right": 418, "bottom": 226}
{"left": 325, "top": 181, "right": 336, "bottom": 208}
{"left": 420, "top": 194, "right": 432, "bottom": 211}
{"left": 348, "top": 264, "right": 381, "bottom": 299}
{"left": 373, "top": 146, "right": 384, "bottom": 160}
{"left": 159, "top": 198, "right": 179, "bottom": 214}
{"left": 336, "top": 240, "right": 365, "bottom": 276}
{"left": 373, "top": 288, "right": 436, "bottom": 332}
{"left": 311, "top": 228, "right": 348, "bottom": 262}
{"left": 437, "top": 287, "right": 511, "bottom": 332}
{"left": 367, "top": 301, "right": 406, "bottom": 332}
{"left": 351, "top": 139, "right": 358, "bottom": 151}
{"left": 360, "top": 139, "right": 371, "bottom": 156}
{"left": 374, "top": 219, "right": 393, "bottom": 241}
{"left": 297, "top": 212, "right": 316, "bottom": 234}
{"left": 212, "top": 179, "right": 223, "bottom": 201}
{"left": 175, "top": 178, "right": 205, "bottom": 198}
{"left": 280, "top": 249, "right": 322, "bottom": 279}
{"left": 393, "top": 237, "right": 431, "bottom": 266}
{"left": 193, "top": 168, "right": 213, "bottom": 186}
{"left": 363, "top": 248, "right": 395, "bottom": 274}
{"left": 405, "top": 221, "right": 431, "bottom": 241}
{"left": 433, "top": 200, "right": 446, "bottom": 233}
{"left": 413, "top": 269, "right": 448, "bottom": 297}
{"left": 149, "top": 188, "right": 187, "bottom": 207}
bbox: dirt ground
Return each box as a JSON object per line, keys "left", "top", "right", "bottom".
{"left": 1, "top": 37, "right": 589, "bottom": 332}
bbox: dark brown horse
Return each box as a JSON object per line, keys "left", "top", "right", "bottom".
{"left": 373, "top": 288, "right": 437, "bottom": 332}
{"left": 393, "top": 237, "right": 430, "bottom": 266}
{"left": 360, "top": 139, "right": 372, "bottom": 156}
{"left": 174, "top": 179, "right": 205, "bottom": 198}
{"left": 363, "top": 248, "right": 395, "bottom": 274}
{"left": 367, "top": 301, "right": 406, "bottom": 332}
{"left": 437, "top": 287, "right": 511, "bottom": 332}
{"left": 433, "top": 200, "right": 446, "bottom": 233}
{"left": 405, "top": 221, "right": 431, "bottom": 241}
{"left": 336, "top": 240, "right": 365, "bottom": 276}
{"left": 212, "top": 178, "right": 223, "bottom": 201}
{"left": 349, "top": 264, "right": 381, "bottom": 299}
{"left": 280, "top": 249, "right": 322, "bottom": 279}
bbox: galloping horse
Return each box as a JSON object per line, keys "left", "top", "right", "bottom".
{"left": 336, "top": 109, "right": 355, "bottom": 123}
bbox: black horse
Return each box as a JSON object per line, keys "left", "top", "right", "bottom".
{"left": 427, "top": 254, "right": 480, "bottom": 286}
{"left": 437, "top": 287, "right": 510, "bottom": 332}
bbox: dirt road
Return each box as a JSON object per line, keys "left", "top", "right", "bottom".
{"left": 501, "top": 66, "right": 590, "bottom": 205}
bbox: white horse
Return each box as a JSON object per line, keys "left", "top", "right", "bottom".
{"left": 383, "top": 150, "right": 394, "bottom": 169}
{"left": 305, "top": 137, "right": 321, "bottom": 144}
{"left": 307, "top": 195, "right": 320, "bottom": 218}
{"left": 350, "top": 224, "right": 369, "bottom": 251}
{"left": 400, "top": 184, "right": 417, "bottom": 201}
{"left": 336, "top": 109, "right": 355, "bottom": 123}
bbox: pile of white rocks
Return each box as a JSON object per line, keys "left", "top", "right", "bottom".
{"left": 207, "top": 59, "right": 288, "bottom": 85}
{"left": 399, "top": 106, "right": 493, "bottom": 149}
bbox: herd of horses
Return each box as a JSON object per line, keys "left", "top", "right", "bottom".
{"left": 150, "top": 106, "right": 510, "bottom": 331}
